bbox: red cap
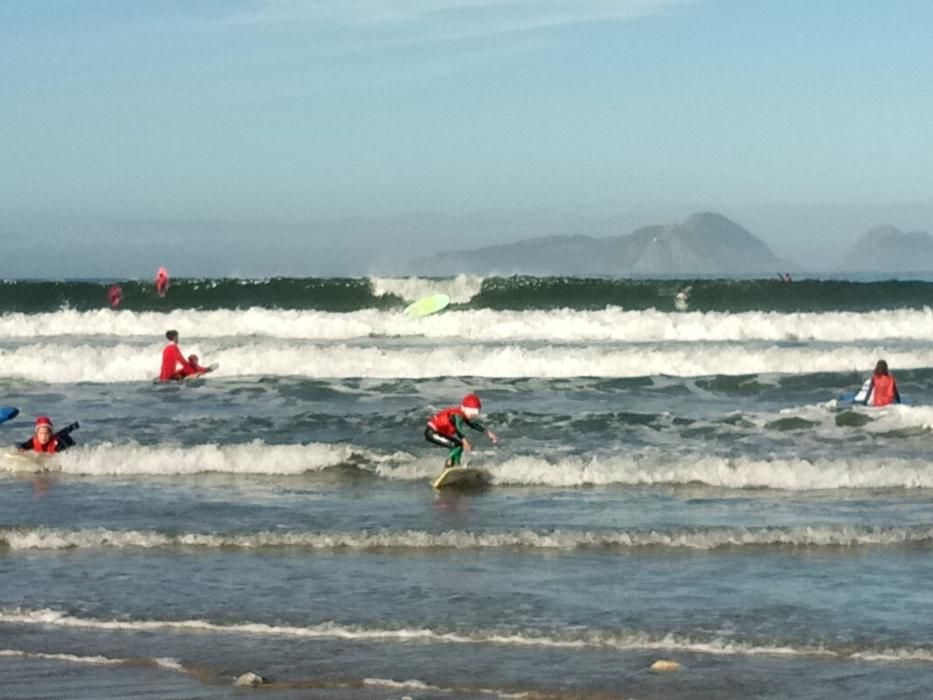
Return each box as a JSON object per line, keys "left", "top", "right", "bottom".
{"left": 461, "top": 394, "right": 481, "bottom": 411}
{"left": 35, "top": 416, "right": 53, "bottom": 429}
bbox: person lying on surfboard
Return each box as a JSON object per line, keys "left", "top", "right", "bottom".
{"left": 159, "top": 330, "right": 213, "bottom": 381}
{"left": 17, "top": 416, "right": 79, "bottom": 454}
{"left": 853, "top": 359, "right": 901, "bottom": 407}
{"left": 425, "top": 393, "right": 498, "bottom": 468}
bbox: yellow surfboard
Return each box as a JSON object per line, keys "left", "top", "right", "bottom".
{"left": 404, "top": 294, "right": 450, "bottom": 318}
{"left": 431, "top": 466, "right": 492, "bottom": 490}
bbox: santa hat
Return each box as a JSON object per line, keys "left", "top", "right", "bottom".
{"left": 461, "top": 393, "right": 481, "bottom": 417}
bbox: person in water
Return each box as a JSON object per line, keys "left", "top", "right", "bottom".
{"left": 107, "top": 284, "right": 122, "bottom": 309}
{"left": 160, "top": 330, "right": 199, "bottom": 382}
{"left": 425, "top": 393, "right": 499, "bottom": 468}
{"left": 155, "top": 267, "right": 170, "bottom": 297}
{"left": 18, "top": 416, "right": 79, "bottom": 454}
{"left": 854, "top": 359, "right": 901, "bottom": 406}
{"left": 187, "top": 354, "right": 213, "bottom": 377}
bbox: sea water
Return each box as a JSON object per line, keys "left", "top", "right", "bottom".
{"left": 1, "top": 275, "right": 933, "bottom": 699}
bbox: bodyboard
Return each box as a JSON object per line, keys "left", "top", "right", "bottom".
{"left": 404, "top": 294, "right": 450, "bottom": 318}
{"left": 0, "top": 407, "right": 19, "bottom": 425}
{"left": 432, "top": 466, "right": 492, "bottom": 490}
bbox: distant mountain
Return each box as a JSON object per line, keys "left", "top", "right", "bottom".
{"left": 838, "top": 225, "right": 933, "bottom": 273}
{"left": 407, "top": 212, "right": 789, "bottom": 276}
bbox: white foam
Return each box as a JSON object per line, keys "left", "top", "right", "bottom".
{"left": 0, "top": 648, "right": 125, "bottom": 666}
{"left": 0, "top": 647, "right": 187, "bottom": 672}
{"left": 3, "top": 525, "right": 931, "bottom": 552}
{"left": 4, "top": 443, "right": 933, "bottom": 489}
{"left": 362, "top": 677, "right": 442, "bottom": 691}
{"left": 0, "top": 441, "right": 384, "bottom": 476}
{"left": 3, "top": 608, "right": 930, "bottom": 664}
{"left": 369, "top": 275, "right": 484, "bottom": 304}
{"left": 4, "top": 307, "right": 933, "bottom": 343}
{"left": 2, "top": 338, "right": 931, "bottom": 382}
{"left": 484, "top": 452, "right": 933, "bottom": 490}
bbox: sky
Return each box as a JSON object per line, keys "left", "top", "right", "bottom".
{"left": 2, "top": 0, "right": 932, "bottom": 277}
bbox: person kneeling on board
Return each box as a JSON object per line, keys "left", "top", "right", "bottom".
{"left": 854, "top": 359, "right": 901, "bottom": 407}
{"left": 160, "top": 330, "right": 212, "bottom": 381}
{"left": 425, "top": 394, "right": 498, "bottom": 468}
{"left": 18, "top": 416, "right": 79, "bottom": 454}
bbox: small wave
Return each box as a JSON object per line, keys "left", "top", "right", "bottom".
{"left": 5, "top": 444, "right": 933, "bottom": 489}
{"left": 0, "top": 441, "right": 397, "bottom": 476}
{"left": 5, "top": 307, "right": 933, "bottom": 343}
{"left": 3, "top": 525, "right": 932, "bottom": 552}
{"left": 0, "top": 647, "right": 185, "bottom": 672}
{"left": 484, "top": 452, "right": 933, "bottom": 490}
{"left": 3, "top": 338, "right": 932, "bottom": 382}
{"left": 369, "top": 275, "right": 484, "bottom": 304}
{"left": 3, "top": 608, "right": 931, "bottom": 664}
{"left": 362, "top": 677, "right": 444, "bottom": 691}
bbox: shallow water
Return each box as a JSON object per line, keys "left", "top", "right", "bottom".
{"left": 2, "top": 277, "right": 933, "bottom": 698}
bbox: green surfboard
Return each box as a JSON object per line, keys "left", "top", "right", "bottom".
{"left": 404, "top": 294, "right": 450, "bottom": 318}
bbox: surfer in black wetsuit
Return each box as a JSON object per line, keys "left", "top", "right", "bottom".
{"left": 17, "top": 416, "right": 79, "bottom": 454}
{"left": 425, "top": 394, "right": 498, "bottom": 467}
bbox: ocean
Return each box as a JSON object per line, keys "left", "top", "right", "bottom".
{"left": 2, "top": 275, "right": 933, "bottom": 699}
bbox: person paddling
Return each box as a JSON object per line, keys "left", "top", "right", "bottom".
{"left": 17, "top": 416, "right": 79, "bottom": 454}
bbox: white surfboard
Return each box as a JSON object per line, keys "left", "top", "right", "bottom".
{"left": 431, "top": 466, "right": 492, "bottom": 490}
{"left": 3, "top": 451, "right": 59, "bottom": 472}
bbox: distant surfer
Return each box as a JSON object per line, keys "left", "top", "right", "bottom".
{"left": 17, "top": 416, "right": 79, "bottom": 454}
{"left": 159, "top": 330, "right": 212, "bottom": 381}
{"left": 777, "top": 272, "right": 792, "bottom": 283}
{"left": 425, "top": 393, "right": 499, "bottom": 468}
{"left": 155, "top": 267, "right": 170, "bottom": 297}
{"left": 853, "top": 359, "right": 901, "bottom": 407}
{"left": 674, "top": 286, "right": 691, "bottom": 311}
{"left": 107, "top": 284, "right": 123, "bottom": 309}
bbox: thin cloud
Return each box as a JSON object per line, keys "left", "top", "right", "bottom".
{"left": 230, "top": 0, "right": 695, "bottom": 33}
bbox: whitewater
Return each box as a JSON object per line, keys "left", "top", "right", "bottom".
{"left": 3, "top": 275, "right": 933, "bottom": 699}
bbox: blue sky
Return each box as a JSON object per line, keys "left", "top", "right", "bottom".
{"left": 2, "top": 0, "right": 932, "bottom": 276}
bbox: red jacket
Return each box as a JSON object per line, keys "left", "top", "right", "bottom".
{"left": 27, "top": 436, "right": 60, "bottom": 453}
{"left": 428, "top": 407, "right": 466, "bottom": 437}
{"left": 871, "top": 374, "right": 898, "bottom": 406}
{"left": 160, "top": 343, "right": 194, "bottom": 382}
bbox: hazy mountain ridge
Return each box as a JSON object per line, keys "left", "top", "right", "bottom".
{"left": 408, "top": 212, "right": 790, "bottom": 276}
{"left": 838, "top": 225, "right": 933, "bottom": 273}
